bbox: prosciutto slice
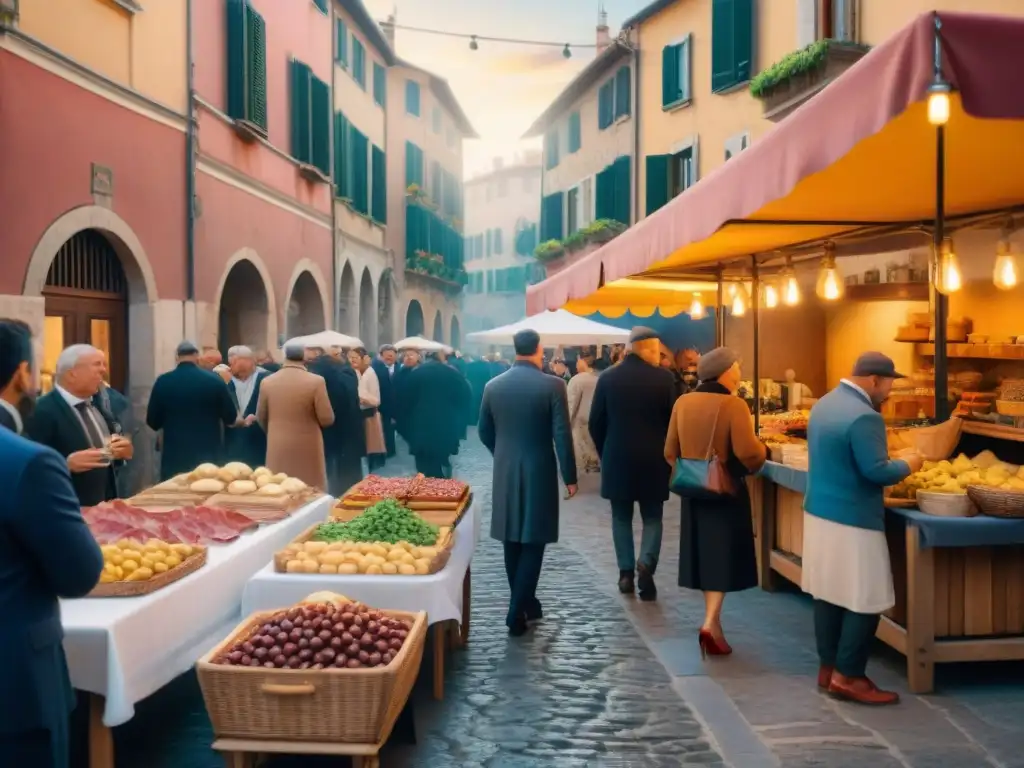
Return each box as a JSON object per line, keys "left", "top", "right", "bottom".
{"left": 82, "top": 500, "right": 257, "bottom": 545}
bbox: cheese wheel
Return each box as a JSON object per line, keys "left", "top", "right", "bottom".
{"left": 227, "top": 479, "right": 258, "bottom": 495}
{"left": 190, "top": 478, "right": 226, "bottom": 493}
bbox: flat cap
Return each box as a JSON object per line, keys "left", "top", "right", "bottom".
{"left": 852, "top": 351, "right": 905, "bottom": 379}
{"left": 697, "top": 346, "right": 739, "bottom": 382}
{"left": 176, "top": 340, "right": 199, "bottom": 356}
{"left": 629, "top": 326, "right": 661, "bottom": 343}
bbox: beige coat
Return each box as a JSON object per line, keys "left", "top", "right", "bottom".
{"left": 664, "top": 391, "right": 766, "bottom": 474}
{"left": 256, "top": 363, "right": 335, "bottom": 488}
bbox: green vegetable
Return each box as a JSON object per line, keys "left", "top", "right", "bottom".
{"left": 313, "top": 498, "right": 439, "bottom": 546}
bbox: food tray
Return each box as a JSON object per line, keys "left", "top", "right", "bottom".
{"left": 340, "top": 477, "right": 469, "bottom": 509}
{"left": 915, "top": 491, "right": 977, "bottom": 518}
{"left": 128, "top": 489, "right": 211, "bottom": 506}
{"left": 207, "top": 490, "right": 323, "bottom": 518}
{"left": 197, "top": 603, "right": 427, "bottom": 744}
{"left": 88, "top": 548, "right": 208, "bottom": 597}
{"left": 966, "top": 485, "right": 1024, "bottom": 519}
{"left": 334, "top": 493, "right": 473, "bottom": 527}
{"left": 273, "top": 524, "right": 454, "bottom": 576}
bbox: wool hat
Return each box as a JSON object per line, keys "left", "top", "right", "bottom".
{"left": 628, "top": 326, "right": 661, "bottom": 343}
{"left": 697, "top": 346, "right": 739, "bottom": 381}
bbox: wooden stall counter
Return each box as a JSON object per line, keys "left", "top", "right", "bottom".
{"left": 756, "top": 461, "right": 1024, "bottom": 693}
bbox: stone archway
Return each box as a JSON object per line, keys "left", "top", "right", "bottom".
{"left": 405, "top": 300, "right": 425, "bottom": 337}
{"left": 377, "top": 269, "right": 395, "bottom": 345}
{"left": 338, "top": 261, "right": 357, "bottom": 336}
{"left": 287, "top": 271, "right": 326, "bottom": 338}
{"left": 450, "top": 315, "right": 461, "bottom": 350}
{"left": 218, "top": 260, "right": 272, "bottom": 354}
{"left": 432, "top": 310, "right": 444, "bottom": 343}
{"left": 359, "top": 268, "right": 376, "bottom": 350}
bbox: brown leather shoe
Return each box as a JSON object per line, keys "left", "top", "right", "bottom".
{"left": 817, "top": 665, "right": 834, "bottom": 690}
{"left": 827, "top": 673, "right": 899, "bottom": 705}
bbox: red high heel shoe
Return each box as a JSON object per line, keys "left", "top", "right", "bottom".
{"left": 698, "top": 629, "right": 733, "bottom": 659}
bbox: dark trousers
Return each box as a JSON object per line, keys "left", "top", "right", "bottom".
{"left": 383, "top": 416, "right": 396, "bottom": 457}
{"left": 502, "top": 542, "right": 545, "bottom": 627}
{"left": 813, "top": 599, "right": 880, "bottom": 678}
{"left": 367, "top": 454, "right": 386, "bottom": 471}
{"left": 1, "top": 725, "right": 67, "bottom": 768}
{"left": 610, "top": 499, "right": 664, "bottom": 574}
{"left": 327, "top": 452, "right": 363, "bottom": 496}
{"left": 414, "top": 453, "right": 446, "bottom": 478}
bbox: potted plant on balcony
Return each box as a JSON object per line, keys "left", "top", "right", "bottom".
{"left": 534, "top": 240, "right": 565, "bottom": 263}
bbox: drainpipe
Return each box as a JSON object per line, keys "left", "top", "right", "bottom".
{"left": 630, "top": 30, "right": 640, "bottom": 225}
{"left": 331, "top": 32, "right": 338, "bottom": 330}
{"left": 185, "top": 0, "right": 196, "bottom": 320}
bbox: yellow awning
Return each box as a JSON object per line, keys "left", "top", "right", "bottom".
{"left": 563, "top": 279, "right": 719, "bottom": 318}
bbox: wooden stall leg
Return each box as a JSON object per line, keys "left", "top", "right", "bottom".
{"left": 905, "top": 524, "right": 936, "bottom": 694}
{"left": 758, "top": 480, "right": 778, "bottom": 592}
{"left": 354, "top": 756, "right": 381, "bottom": 768}
{"left": 461, "top": 565, "right": 471, "bottom": 644}
{"left": 88, "top": 694, "right": 114, "bottom": 768}
{"left": 432, "top": 622, "right": 445, "bottom": 701}
{"left": 223, "top": 753, "right": 255, "bottom": 768}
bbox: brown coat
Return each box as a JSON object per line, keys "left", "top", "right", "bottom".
{"left": 256, "top": 363, "right": 335, "bottom": 488}
{"left": 664, "top": 391, "right": 766, "bottom": 474}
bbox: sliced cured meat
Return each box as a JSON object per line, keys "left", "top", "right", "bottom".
{"left": 81, "top": 500, "right": 256, "bottom": 546}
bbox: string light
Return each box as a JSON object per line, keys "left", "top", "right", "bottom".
{"left": 780, "top": 257, "right": 801, "bottom": 306}
{"left": 815, "top": 243, "right": 844, "bottom": 301}
{"left": 934, "top": 237, "right": 962, "bottom": 295}
{"left": 761, "top": 281, "right": 779, "bottom": 309}
{"left": 384, "top": 21, "right": 596, "bottom": 56}
{"left": 993, "top": 236, "right": 1019, "bottom": 291}
{"left": 688, "top": 293, "right": 706, "bottom": 320}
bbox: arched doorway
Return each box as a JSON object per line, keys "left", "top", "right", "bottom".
{"left": 377, "top": 269, "right": 394, "bottom": 344}
{"left": 405, "top": 300, "right": 424, "bottom": 337}
{"left": 42, "top": 229, "right": 128, "bottom": 393}
{"left": 218, "top": 260, "right": 270, "bottom": 354}
{"left": 287, "top": 270, "right": 325, "bottom": 338}
{"left": 450, "top": 315, "right": 461, "bottom": 350}
{"left": 432, "top": 310, "right": 444, "bottom": 343}
{"left": 338, "top": 262, "right": 356, "bottom": 335}
{"left": 359, "top": 268, "right": 376, "bottom": 350}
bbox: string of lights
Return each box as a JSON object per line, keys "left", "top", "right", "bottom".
{"left": 385, "top": 22, "right": 597, "bottom": 58}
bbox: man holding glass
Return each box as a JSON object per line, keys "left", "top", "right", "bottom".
{"left": 25, "top": 344, "right": 132, "bottom": 506}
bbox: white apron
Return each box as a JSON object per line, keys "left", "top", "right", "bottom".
{"left": 801, "top": 512, "right": 895, "bottom": 615}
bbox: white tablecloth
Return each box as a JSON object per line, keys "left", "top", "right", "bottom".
{"left": 241, "top": 499, "right": 479, "bottom": 626}
{"left": 60, "top": 495, "right": 333, "bottom": 727}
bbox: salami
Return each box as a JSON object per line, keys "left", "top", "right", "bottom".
{"left": 346, "top": 475, "right": 416, "bottom": 501}
{"left": 408, "top": 476, "right": 468, "bottom": 503}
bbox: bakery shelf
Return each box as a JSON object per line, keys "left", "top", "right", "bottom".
{"left": 846, "top": 282, "right": 930, "bottom": 301}
{"left": 914, "top": 343, "right": 1024, "bottom": 360}
{"left": 961, "top": 421, "right": 1024, "bottom": 442}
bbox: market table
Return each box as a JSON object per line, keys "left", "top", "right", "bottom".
{"left": 241, "top": 498, "right": 479, "bottom": 701}
{"left": 756, "top": 461, "right": 1024, "bottom": 693}
{"left": 61, "top": 495, "right": 334, "bottom": 768}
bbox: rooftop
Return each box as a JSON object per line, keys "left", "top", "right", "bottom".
{"left": 620, "top": 0, "right": 677, "bottom": 30}
{"left": 337, "top": 0, "right": 397, "bottom": 65}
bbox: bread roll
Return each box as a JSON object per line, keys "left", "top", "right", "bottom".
{"left": 256, "top": 483, "right": 286, "bottom": 497}
{"left": 252, "top": 466, "right": 272, "bottom": 478}
{"left": 255, "top": 474, "right": 275, "bottom": 488}
{"left": 223, "top": 462, "right": 253, "bottom": 479}
{"left": 227, "top": 479, "right": 258, "bottom": 495}
{"left": 270, "top": 472, "right": 288, "bottom": 484}
{"left": 281, "top": 477, "right": 308, "bottom": 493}
{"left": 190, "top": 478, "right": 226, "bottom": 493}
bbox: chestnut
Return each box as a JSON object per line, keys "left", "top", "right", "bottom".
{"left": 242, "top": 641, "right": 255, "bottom": 655}
{"left": 261, "top": 624, "right": 273, "bottom": 635}
{"left": 341, "top": 632, "right": 355, "bottom": 644}
{"left": 273, "top": 654, "right": 287, "bottom": 667}
{"left": 346, "top": 658, "right": 361, "bottom": 668}
{"left": 287, "top": 657, "right": 302, "bottom": 669}
{"left": 263, "top": 661, "right": 275, "bottom": 668}
{"left": 358, "top": 650, "right": 370, "bottom": 663}
{"left": 346, "top": 642, "right": 360, "bottom": 657}
{"left": 352, "top": 615, "right": 365, "bottom": 627}
{"left": 389, "top": 638, "right": 402, "bottom": 651}
{"left": 228, "top": 651, "right": 243, "bottom": 663}
{"left": 303, "top": 628, "right": 315, "bottom": 639}
{"left": 298, "top": 637, "right": 310, "bottom": 649}
{"left": 330, "top": 637, "right": 344, "bottom": 651}
{"left": 382, "top": 652, "right": 393, "bottom": 665}
{"left": 321, "top": 648, "right": 336, "bottom": 663}
{"left": 368, "top": 651, "right": 382, "bottom": 667}
{"left": 279, "top": 619, "right": 294, "bottom": 633}
{"left": 299, "top": 649, "right": 313, "bottom": 661}
{"left": 375, "top": 640, "right": 389, "bottom": 653}
{"left": 378, "top": 627, "right": 391, "bottom": 640}
{"left": 300, "top": 661, "right": 311, "bottom": 669}
{"left": 312, "top": 663, "right": 324, "bottom": 670}
{"left": 359, "top": 633, "right": 374, "bottom": 648}
{"left": 250, "top": 659, "right": 262, "bottom": 667}
{"left": 313, "top": 652, "right": 324, "bottom": 665}
{"left": 333, "top": 656, "right": 348, "bottom": 668}
{"left": 367, "top": 621, "right": 379, "bottom": 634}
{"left": 332, "top": 623, "right": 346, "bottom": 635}
{"left": 275, "top": 632, "right": 288, "bottom": 645}
{"left": 310, "top": 637, "right": 324, "bottom": 651}
{"left": 341, "top": 612, "right": 355, "bottom": 623}
{"left": 253, "top": 647, "right": 268, "bottom": 660}
{"left": 261, "top": 635, "right": 276, "bottom": 648}
{"left": 318, "top": 629, "right": 333, "bottom": 643}
{"left": 240, "top": 654, "right": 252, "bottom": 666}
{"left": 283, "top": 642, "right": 298, "bottom": 657}
{"left": 268, "top": 646, "right": 282, "bottom": 658}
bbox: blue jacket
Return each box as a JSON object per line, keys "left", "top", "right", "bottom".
{"left": 0, "top": 428, "right": 104, "bottom": 759}
{"left": 805, "top": 381, "right": 911, "bottom": 531}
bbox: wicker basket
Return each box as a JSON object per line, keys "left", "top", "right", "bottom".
{"left": 273, "top": 524, "right": 455, "bottom": 575}
{"left": 197, "top": 605, "right": 427, "bottom": 743}
{"left": 966, "top": 485, "right": 1024, "bottom": 519}
{"left": 88, "top": 547, "right": 208, "bottom": 597}
{"left": 915, "top": 491, "right": 977, "bottom": 518}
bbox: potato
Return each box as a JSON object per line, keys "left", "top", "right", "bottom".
{"left": 121, "top": 559, "right": 139, "bottom": 574}
{"left": 109, "top": 553, "right": 124, "bottom": 566}
{"left": 270, "top": 472, "right": 288, "bottom": 484}
{"left": 153, "top": 561, "right": 169, "bottom": 574}
{"left": 319, "top": 563, "right": 338, "bottom": 574}
{"left": 99, "top": 572, "right": 116, "bottom": 584}
{"left": 302, "top": 560, "right": 320, "bottom": 574}
{"left": 358, "top": 543, "right": 373, "bottom": 554}
{"left": 147, "top": 550, "right": 167, "bottom": 563}
{"left": 303, "top": 541, "right": 329, "bottom": 554}
{"left": 399, "top": 552, "right": 415, "bottom": 566}
{"left": 280, "top": 477, "right": 307, "bottom": 494}
{"left": 418, "top": 546, "right": 438, "bottom": 559}
{"left": 286, "top": 559, "right": 305, "bottom": 573}
{"left": 338, "top": 562, "right": 359, "bottom": 574}
{"left": 318, "top": 551, "right": 346, "bottom": 566}
{"left": 140, "top": 556, "right": 156, "bottom": 570}
{"left": 365, "top": 563, "right": 383, "bottom": 574}
{"left": 367, "top": 544, "right": 388, "bottom": 558}
{"left": 381, "top": 562, "right": 398, "bottom": 575}
{"left": 193, "top": 462, "right": 220, "bottom": 479}
{"left": 397, "top": 563, "right": 416, "bottom": 575}
{"left": 414, "top": 560, "right": 430, "bottom": 575}
{"left": 170, "top": 543, "right": 194, "bottom": 557}
{"left": 100, "top": 545, "right": 119, "bottom": 557}
{"left": 386, "top": 549, "right": 407, "bottom": 563}
{"left": 121, "top": 549, "right": 142, "bottom": 562}
{"left": 227, "top": 479, "right": 258, "bottom": 495}
{"left": 342, "top": 551, "right": 365, "bottom": 564}
{"left": 145, "top": 539, "right": 169, "bottom": 552}
{"left": 127, "top": 566, "right": 154, "bottom": 581}
{"left": 165, "top": 554, "right": 182, "bottom": 568}
{"left": 326, "top": 542, "right": 346, "bottom": 552}
{"left": 255, "top": 474, "right": 274, "bottom": 489}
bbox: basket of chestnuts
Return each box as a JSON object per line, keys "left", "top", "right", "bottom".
{"left": 197, "top": 591, "right": 427, "bottom": 744}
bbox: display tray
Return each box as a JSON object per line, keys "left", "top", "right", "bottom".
{"left": 197, "top": 604, "right": 427, "bottom": 744}
{"left": 88, "top": 547, "right": 208, "bottom": 597}
{"left": 128, "top": 490, "right": 211, "bottom": 506}
{"left": 273, "top": 524, "right": 454, "bottom": 576}
{"left": 340, "top": 477, "right": 469, "bottom": 509}
{"left": 206, "top": 490, "right": 323, "bottom": 522}
{"left": 334, "top": 493, "right": 473, "bottom": 526}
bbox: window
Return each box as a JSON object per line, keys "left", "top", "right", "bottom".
{"left": 290, "top": 59, "right": 330, "bottom": 174}
{"left": 566, "top": 187, "right": 579, "bottom": 235}
{"left": 670, "top": 145, "right": 697, "bottom": 198}
{"left": 544, "top": 129, "right": 560, "bottom": 170}
{"left": 405, "top": 80, "right": 421, "bottom": 116}
{"left": 312, "top": 0, "right": 328, "bottom": 13}
{"left": 661, "top": 35, "right": 692, "bottom": 108}
{"left": 724, "top": 131, "right": 749, "bottom": 161}
{"left": 823, "top": 0, "right": 859, "bottom": 42}
{"left": 446, "top": 126, "right": 456, "bottom": 148}
{"left": 335, "top": 18, "right": 348, "bottom": 67}
{"left": 405, "top": 141, "right": 423, "bottom": 187}
{"left": 352, "top": 37, "right": 366, "bottom": 89}
{"left": 333, "top": 111, "right": 350, "bottom": 198}
{"left": 349, "top": 125, "right": 370, "bottom": 215}
{"left": 372, "top": 62, "right": 386, "bottom": 107}
{"left": 432, "top": 107, "right": 442, "bottom": 134}
{"left": 646, "top": 147, "right": 696, "bottom": 216}
{"left": 580, "top": 177, "right": 593, "bottom": 228}
{"left": 497, "top": 177, "right": 508, "bottom": 197}
{"left": 226, "top": 0, "right": 268, "bottom": 135}
{"left": 598, "top": 80, "right": 614, "bottom": 129}
{"left": 474, "top": 234, "right": 483, "bottom": 258}
{"left": 371, "top": 145, "right": 387, "bottom": 223}
{"left": 493, "top": 228, "right": 503, "bottom": 255}
{"left": 541, "top": 192, "right": 565, "bottom": 242}
{"left": 595, "top": 156, "right": 631, "bottom": 225}
{"left": 711, "top": 0, "right": 754, "bottom": 93}
{"left": 614, "top": 66, "right": 631, "bottom": 119}
{"left": 567, "top": 111, "right": 581, "bottom": 154}
{"left": 486, "top": 229, "right": 492, "bottom": 257}
{"left": 599, "top": 66, "right": 631, "bottom": 129}
{"left": 430, "top": 160, "right": 442, "bottom": 203}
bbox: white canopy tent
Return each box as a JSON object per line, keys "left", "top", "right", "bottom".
{"left": 289, "top": 330, "right": 364, "bottom": 350}
{"left": 393, "top": 336, "right": 452, "bottom": 353}
{"left": 465, "top": 309, "right": 631, "bottom": 347}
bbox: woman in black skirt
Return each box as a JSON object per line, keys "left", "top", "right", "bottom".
{"left": 664, "top": 347, "right": 767, "bottom": 657}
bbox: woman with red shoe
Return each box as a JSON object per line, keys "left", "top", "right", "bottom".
{"left": 664, "top": 347, "right": 767, "bottom": 657}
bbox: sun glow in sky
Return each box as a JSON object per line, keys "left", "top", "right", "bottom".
{"left": 363, "top": 0, "right": 643, "bottom": 178}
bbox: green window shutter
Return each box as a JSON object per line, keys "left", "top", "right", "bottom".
{"left": 405, "top": 141, "right": 423, "bottom": 187}
{"left": 494, "top": 228, "right": 503, "bottom": 254}
{"left": 335, "top": 19, "right": 348, "bottom": 65}
{"left": 712, "top": 0, "right": 753, "bottom": 92}
{"left": 645, "top": 155, "right": 671, "bottom": 215}
{"left": 352, "top": 38, "right": 366, "bottom": 89}
{"left": 334, "top": 111, "right": 350, "bottom": 198}
{"left": 310, "top": 76, "right": 330, "bottom": 175}
{"left": 541, "top": 192, "right": 564, "bottom": 241}
{"left": 598, "top": 81, "right": 613, "bottom": 129}
{"left": 405, "top": 80, "right": 420, "bottom": 116}
{"left": 595, "top": 166, "right": 613, "bottom": 221}
{"left": 613, "top": 155, "right": 631, "bottom": 226}
{"left": 244, "top": 6, "right": 268, "bottom": 132}
{"left": 405, "top": 204, "right": 419, "bottom": 260}
{"left": 372, "top": 62, "right": 386, "bottom": 107}
{"left": 312, "top": 0, "right": 328, "bottom": 13}
{"left": 486, "top": 229, "right": 492, "bottom": 256}
{"left": 225, "top": 0, "right": 246, "bottom": 121}
{"left": 349, "top": 126, "right": 369, "bottom": 214}
{"left": 544, "top": 130, "right": 559, "bottom": 170}
{"left": 430, "top": 161, "right": 441, "bottom": 204}
{"left": 371, "top": 146, "right": 387, "bottom": 223}
{"left": 614, "top": 66, "right": 631, "bottom": 118}
{"left": 661, "top": 45, "right": 680, "bottom": 107}
{"left": 568, "top": 112, "right": 581, "bottom": 153}
{"left": 734, "top": 0, "right": 754, "bottom": 85}
{"left": 290, "top": 60, "right": 311, "bottom": 163}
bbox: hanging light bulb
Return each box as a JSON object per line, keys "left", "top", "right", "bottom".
{"left": 934, "top": 237, "right": 963, "bottom": 295}
{"left": 563, "top": 43, "right": 572, "bottom": 59}
{"left": 814, "top": 243, "right": 845, "bottom": 301}
{"left": 780, "top": 258, "right": 801, "bottom": 306}
{"left": 993, "top": 237, "right": 1019, "bottom": 291}
{"left": 761, "top": 281, "right": 779, "bottom": 309}
{"left": 726, "top": 282, "right": 739, "bottom": 300}
{"left": 688, "top": 292, "right": 706, "bottom": 320}
{"left": 469, "top": 35, "right": 479, "bottom": 51}
{"left": 927, "top": 77, "right": 951, "bottom": 126}
{"left": 731, "top": 289, "right": 748, "bottom": 317}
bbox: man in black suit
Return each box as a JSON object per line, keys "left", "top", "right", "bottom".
{"left": 589, "top": 327, "right": 677, "bottom": 600}
{"left": 307, "top": 348, "right": 364, "bottom": 495}
{"left": 479, "top": 329, "right": 577, "bottom": 636}
{"left": 0, "top": 319, "right": 35, "bottom": 434}
{"left": 370, "top": 344, "right": 399, "bottom": 459}
{"left": 25, "top": 345, "right": 134, "bottom": 507}
{"left": 392, "top": 348, "right": 419, "bottom": 443}
{"left": 224, "top": 345, "right": 270, "bottom": 468}
{"left": 402, "top": 350, "right": 470, "bottom": 478}
{"left": 146, "top": 341, "right": 239, "bottom": 480}
{"left": 464, "top": 355, "right": 492, "bottom": 428}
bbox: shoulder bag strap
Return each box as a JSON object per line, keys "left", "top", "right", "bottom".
{"left": 703, "top": 399, "right": 728, "bottom": 460}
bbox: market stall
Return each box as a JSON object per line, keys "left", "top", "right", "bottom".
{"left": 465, "top": 308, "right": 631, "bottom": 346}
{"left": 62, "top": 462, "right": 333, "bottom": 768}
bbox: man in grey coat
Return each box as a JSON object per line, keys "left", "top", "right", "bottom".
{"left": 479, "top": 329, "right": 578, "bottom": 636}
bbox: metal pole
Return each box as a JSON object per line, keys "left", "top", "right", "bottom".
{"left": 752, "top": 256, "right": 760, "bottom": 432}
{"left": 716, "top": 268, "right": 725, "bottom": 346}
{"left": 934, "top": 124, "right": 949, "bottom": 421}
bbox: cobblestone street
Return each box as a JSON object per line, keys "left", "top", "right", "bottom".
{"left": 106, "top": 431, "right": 1024, "bottom": 767}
